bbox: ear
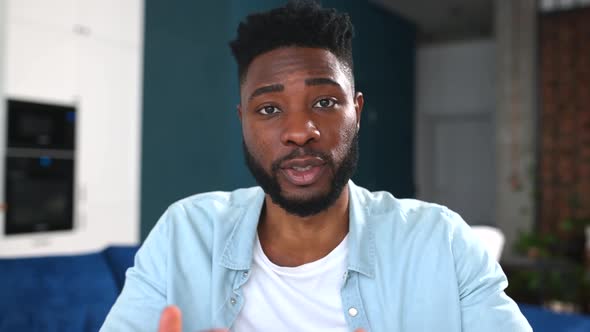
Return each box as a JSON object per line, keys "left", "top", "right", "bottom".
{"left": 354, "top": 92, "right": 364, "bottom": 131}
{"left": 237, "top": 104, "right": 243, "bottom": 122}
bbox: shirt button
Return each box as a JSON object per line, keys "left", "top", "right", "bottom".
{"left": 230, "top": 297, "right": 237, "bottom": 305}
{"left": 348, "top": 307, "right": 358, "bottom": 317}
{"left": 243, "top": 271, "right": 249, "bottom": 278}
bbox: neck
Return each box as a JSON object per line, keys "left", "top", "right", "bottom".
{"left": 257, "top": 185, "right": 350, "bottom": 267}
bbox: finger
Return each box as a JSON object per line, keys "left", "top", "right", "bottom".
{"left": 158, "top": 305, "right": 182, "bottom": 332}
{"left": 354, "top": 329, "right": 366, "bottom": 332}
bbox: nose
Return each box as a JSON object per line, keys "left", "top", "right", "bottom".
{"left": 280, "top": 111, "right": 320, "bottom": 147}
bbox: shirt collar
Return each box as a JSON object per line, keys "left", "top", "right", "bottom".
{"left": 346, "top": 181, "right": 376, "bottom": 278}
{"left": 219, "top": 180, "right": 376, "bottom": 278}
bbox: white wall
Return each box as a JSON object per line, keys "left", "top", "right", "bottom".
{"left": 0, "top": 0, "right": 143, "bottom": 257}
{"left": 416, "top": 40, "right": 497, "bottom": 226}
{"left": 416, "top": 40, "right": 496, "bottom": 115}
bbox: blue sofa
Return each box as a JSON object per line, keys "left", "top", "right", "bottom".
{"left": 0, "top": 246, "right": 137, "bottom": 332}
{"left": 2, "top": 246, "right": 590, "bottom": 332}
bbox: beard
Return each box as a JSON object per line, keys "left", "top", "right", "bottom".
{"left": 243, "top": 132, "right": 359, "bottom": 217}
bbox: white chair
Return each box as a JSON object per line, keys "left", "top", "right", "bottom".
{"left": 471, "top": 226, "right": 505, "bottom": 262}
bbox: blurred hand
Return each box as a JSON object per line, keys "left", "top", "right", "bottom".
{"left": 158, "top": 306, "right": 182, "bottom": 332}
{"left": 158, "top": 305, "right": 366, "bottom": 332}
{"left": 158, "top": 305, "right": 228, "bottom": 332}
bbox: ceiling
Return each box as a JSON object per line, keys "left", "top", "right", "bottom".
{"left": 371, "top": 0, "right": 494, "bottom": 42}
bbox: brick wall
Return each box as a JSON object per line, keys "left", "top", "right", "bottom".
{"left": 539, "top": 8, "right": 590, "bottom": 234}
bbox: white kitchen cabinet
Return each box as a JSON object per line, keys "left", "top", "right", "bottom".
{"left": 4, "top": 20, "right": 77, "bottom": 104}
{"left": 3, "top": 0, "right": 143, "bottom": 104}
{"left": 4, "top": 0, "right": 77, "bottom": 104}
{"left": 75, "top": 37, "right": 141, "bottom": 243}
{"left": 75, "top": 0, "right": 143, "bottom": 47}
{"left": 0, "top": 0, "right": 143, "bottom": 257}
{"left": 6, "top": 0, "right": 76, "bottom": 29}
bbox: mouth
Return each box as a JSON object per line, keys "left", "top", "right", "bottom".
{"left": 279, "top": 157, "right": 327, "bottom": 186}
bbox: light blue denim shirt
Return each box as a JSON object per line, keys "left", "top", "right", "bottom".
{"left": 101, "top": 181, "right": 531, "bottom": 332}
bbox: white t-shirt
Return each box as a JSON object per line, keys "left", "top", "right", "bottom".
{"left": 233, "top": 234, "right": 349, "bottom": 332}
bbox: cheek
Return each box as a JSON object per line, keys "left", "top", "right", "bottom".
{"left": 243, "top": 122, "right": 275, "bottom": 165}
{"left": 242, "top": 117, "right": 262, "bottom": 147}
{"left": 335, "top": 125, "right": 356, "bottom": 158}
{"left": 330, "top": 114, "right": 357, "bottom": 159}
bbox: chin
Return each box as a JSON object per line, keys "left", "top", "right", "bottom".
{"left": 279, "top": 177, "right": 331, "bottom": 195}
{"left": 280, "top": 189, "right": 326, "bottom": 203}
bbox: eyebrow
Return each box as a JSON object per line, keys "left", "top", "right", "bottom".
{"left": 247, "top": 78, "right": 342, "bottom": 101}
{"left": 249, "top": 84, "right": 284, "bottom": 101}
{"left": 305, "top": 77, "right": 341, "bottom": 88}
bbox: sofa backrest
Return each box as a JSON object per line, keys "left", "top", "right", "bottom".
{"left": 102, "top": 246, "right": 140, "bottom": 291}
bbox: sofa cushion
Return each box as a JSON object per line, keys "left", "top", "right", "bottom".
{"left": 0, "top": 303, "right": 111, "bottom": 332}
{"left": 0, "top": 252, "right": 119, "bottom": 331}
{"left": 102, "top": 245, "right": 139, "bottom": 291}
{"left": 519, "top": 303, "right": 590, "bottom": 332}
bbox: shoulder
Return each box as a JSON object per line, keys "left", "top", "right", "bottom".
{"left": 351, "top": 182, "right": 464, "bottom": 230}
{"left": 167, "top": 186, "right": 263, "bottom": 217}
{"left": 175, "top": 186, "right": 262, "bottom": 209}
{"left": 151, "top": 186, "right": 264, "bottom": 237}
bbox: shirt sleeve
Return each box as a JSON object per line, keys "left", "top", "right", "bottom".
{"left": 100, "top": 209, "right": 172, "bottom": 331}
{"left": 448, "top": 210, "right": 533, "bottom": 332}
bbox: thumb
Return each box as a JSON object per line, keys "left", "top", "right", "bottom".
{"left": 158, "top": 305, "right": 182, "bottom": 332}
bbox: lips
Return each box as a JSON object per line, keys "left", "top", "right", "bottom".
{"left": 280, "top": 157, "right": 326, "bottom": 186}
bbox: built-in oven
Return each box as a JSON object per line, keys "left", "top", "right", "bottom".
{"left": 4, "top": 156, "right": 74, "bottom": 234}
{"left": 7, "top": 100, "right": 75, "bottom": 150}
{"left": 4, "top": 100, "right": 76, "bottom": 235}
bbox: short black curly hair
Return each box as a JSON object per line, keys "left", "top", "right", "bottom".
{"left": 229, "top": 0, "right": 354, "bottom": 85}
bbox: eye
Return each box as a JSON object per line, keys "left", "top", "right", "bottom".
{"left": 313, "top": 98, "right": 336, "bottom": 108}
{"left": 258, "top": 105, "right": 281, "bottom": 115}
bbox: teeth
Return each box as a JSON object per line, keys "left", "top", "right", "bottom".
{"left": 292, "top": 165, "right": 312, "bottom": 171}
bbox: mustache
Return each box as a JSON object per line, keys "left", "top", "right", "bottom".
{"left": 271, "top": 148, "right": 333, "bottom": 173}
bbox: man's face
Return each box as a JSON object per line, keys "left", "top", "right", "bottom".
{"left": 239, "top": 47, "right": 363, "bottom": 217}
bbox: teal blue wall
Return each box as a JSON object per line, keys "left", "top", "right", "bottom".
{"left": 324, "top": 0, "right": 417, "bottom": 198}
{"left": 141, "top": 0, "right": 416, "bottom": 239}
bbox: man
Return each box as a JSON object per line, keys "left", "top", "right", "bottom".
{"left": 101, "top": 1, "right": 532, "bottom": 331}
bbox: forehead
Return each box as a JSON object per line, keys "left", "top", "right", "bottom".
{"left": 241, "top": 47, "right": 351, "bottom": 93}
